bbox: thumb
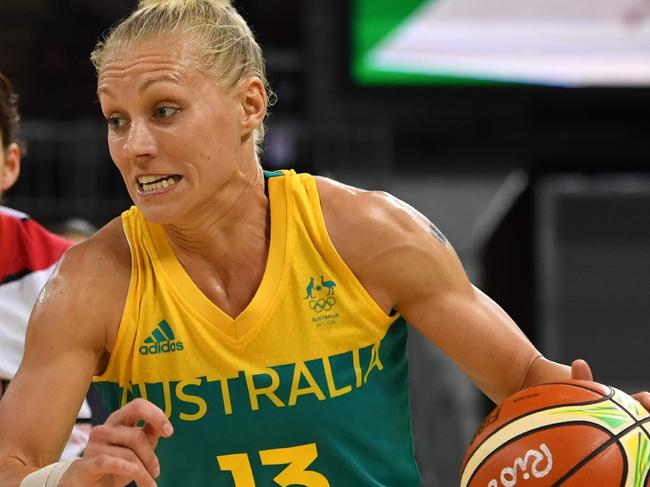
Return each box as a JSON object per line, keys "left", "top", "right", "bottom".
{"left": 571, "top": 359, "right": 594, "bottom": 381}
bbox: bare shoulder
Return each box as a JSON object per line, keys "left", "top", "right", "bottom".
{"left": 51, "top": 216, "right": 130, "bottom": 293}
{"left": 68, "top": 216, "right": 130, "bottom": 273}
{"left": 35, "top": 216, "right": 130, "bottom": 355}
{"left": 314, "top": 176, "right": 465, "bottom": 310}
{"left": 315, "top": 176, "right": 448, "bottom": 243}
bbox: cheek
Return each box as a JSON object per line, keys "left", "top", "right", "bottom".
{"left": 107, "top": 136, "right": 126, "bottom": 170}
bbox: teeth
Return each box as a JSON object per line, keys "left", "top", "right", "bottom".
{"left": 139, "top": 175, "right": 180, "bottom": 193}
{"left": 138, "top": 175, "right": 170, "bottom": 184}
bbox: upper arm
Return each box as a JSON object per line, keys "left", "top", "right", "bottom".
{"left": 316, "top": 177, "right": 543, "bottom": 403}
{"left": 0, "top": 220, "right": 129, "bottom": 467}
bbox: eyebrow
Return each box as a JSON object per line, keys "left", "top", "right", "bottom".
{"left": 138, "top": 74, "right": 182, "bottom": 93}
{"left": 97, "top": 73, "right": 181, "bottom": 96}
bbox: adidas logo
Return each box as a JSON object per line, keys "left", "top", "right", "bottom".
{"left": 139, "top": 320, "right": 185, "bottom": 355}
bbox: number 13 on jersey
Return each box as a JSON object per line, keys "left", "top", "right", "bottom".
{"left": 217, "top": 442, "right": 331, "bottom": 487}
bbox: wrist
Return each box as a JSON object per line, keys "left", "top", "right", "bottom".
{"left": 520, "top": 356, "right": 572, "bottom": 389}
{"left": 20, "top": 458, "right": 79, "bottom": 487}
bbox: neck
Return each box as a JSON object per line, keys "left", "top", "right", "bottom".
{"left": 163, "top": 164, "right": 269, "bottom": 272}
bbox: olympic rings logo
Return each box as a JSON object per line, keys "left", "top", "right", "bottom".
{"left": 309, "top": 297, "right": 337, "bottom": 313}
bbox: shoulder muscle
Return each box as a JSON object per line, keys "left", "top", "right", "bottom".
{"left": 315, "top": 176, "right": 466, "bottom": 312}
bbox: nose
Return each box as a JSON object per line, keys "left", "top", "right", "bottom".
{"left": 123, "top": 119, "right": 157, "bottom": 161}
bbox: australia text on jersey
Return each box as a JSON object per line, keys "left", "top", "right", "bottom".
{"left": 117, "top": 340, "right": 385, "bottom": 421}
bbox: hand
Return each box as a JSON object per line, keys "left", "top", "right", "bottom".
{"left": 59, "top": 398, "right": 173, "bottom": 487}
{"left": 571, "top": 358, "right": 650, "bottom": 413}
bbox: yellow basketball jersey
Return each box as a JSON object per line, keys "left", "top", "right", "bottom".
{"left": 94, "top": 170, "right": 420, "bottom": 486}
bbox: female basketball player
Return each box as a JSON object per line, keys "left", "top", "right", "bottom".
{"left": 0, "top": 1, "right": 648, "bottom": 486}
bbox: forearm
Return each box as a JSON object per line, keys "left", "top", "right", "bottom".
{"left": 1, "top": 457, "right": 81, "bottom": 487}
{"left": 0, "top": 457, "right": 37, "bottom": 487}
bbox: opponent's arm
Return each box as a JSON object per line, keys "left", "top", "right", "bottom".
{"left": 0, "top": 221, "right": 171, "bottom": 487}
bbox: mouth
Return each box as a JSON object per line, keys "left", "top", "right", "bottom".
{"left": 137, "top": 174, "right": 183, "bottom": 194}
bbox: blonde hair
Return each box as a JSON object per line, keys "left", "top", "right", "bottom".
{"left": 91, "top": 0, "right": 272, "bottom": 157}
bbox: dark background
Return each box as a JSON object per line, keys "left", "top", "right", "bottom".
{"left": 1, "top": 2, "right": 648, "bottom": 486}
{"left": 3, "top": 0, "right": 650, "bottom": 174}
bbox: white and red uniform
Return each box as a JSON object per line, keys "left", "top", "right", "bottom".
{"left": 0, "top": 206, "right": 92, "bottom": 459}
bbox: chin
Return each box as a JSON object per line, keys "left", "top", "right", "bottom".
{"left": 135, "top": 203, "right": 181, "bottom": 225}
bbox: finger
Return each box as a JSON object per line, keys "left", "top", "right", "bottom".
{"left": 106, "top": 398, "right": 173, "bottom": 440}
{"left": 632, "top": 391, "right": 650, "bottom": 411}
{"left": 87, "top": 443, "right": 157, "bottom": 474}
{"left": 143, "top": 422, "right": 162, "bottom": 449}
{"left": 89, "top": 424, "right": 160, "bottom": 479}
{"left": 570, "top": 359, "right": 594, "bottom": 381}
{"left": 86, "top": 443, "right": 161, "bottom": 483}
{"left": 76, "top": 453, "right": 157, "bottom": 487}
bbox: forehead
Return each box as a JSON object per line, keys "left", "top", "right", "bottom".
{"left": 97, "top": 37, "right": 204, "bottom": 93}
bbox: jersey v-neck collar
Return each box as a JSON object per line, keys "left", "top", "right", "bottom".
{"left": 144, "top": 173, "right": 289, "bottom": 341}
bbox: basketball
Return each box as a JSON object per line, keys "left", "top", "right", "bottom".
{"left": 461, "top": 380, "right": 650, "bottom": 486}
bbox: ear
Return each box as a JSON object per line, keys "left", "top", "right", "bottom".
{"left": 1, "top": 143, "right": 21, "bottom": 192}
{"left": 238, "top": 77, "right": 267, "bottom": 137}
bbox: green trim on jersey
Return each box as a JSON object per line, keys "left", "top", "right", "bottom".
{"left": 263, "top": 170, "right": 284, "bottom": 179}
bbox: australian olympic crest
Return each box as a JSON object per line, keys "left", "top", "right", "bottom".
{"left": 304, "top": 275, "right": 339, "bottom": 325}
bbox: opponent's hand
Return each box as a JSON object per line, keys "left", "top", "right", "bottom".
{"left": 571, "top": 358, "right": 650, "bottom": 413}
{"left": 59, "top": 398, "right": 173, "bottom": 487}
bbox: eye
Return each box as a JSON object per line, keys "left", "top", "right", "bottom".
{"left": 107, "top": 115, "right": 128, "bottom": 130}
{"left": 153, "top": 106, "right": 180, "bottom": 120}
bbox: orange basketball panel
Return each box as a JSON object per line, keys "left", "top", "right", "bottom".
{"left": 560, "top": 442, "right": 626, "bottom": 486}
